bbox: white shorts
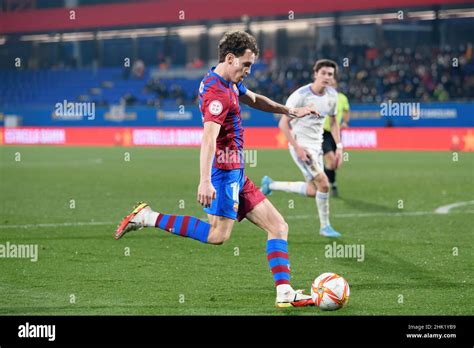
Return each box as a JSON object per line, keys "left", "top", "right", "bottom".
{"left": 289, "top": 144, "right": 324, "bottom": 182}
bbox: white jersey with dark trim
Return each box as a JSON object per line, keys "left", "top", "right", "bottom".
{"left": 285, "top": 84, "right": 338, "bottom": 148}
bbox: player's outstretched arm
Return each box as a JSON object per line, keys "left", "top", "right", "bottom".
{"left": 342, "top": 110, "right": 350, "bottom": 128}
{"left": 341, "top": 95, "right": 350, "bottom": 128}
{"left": 239, "top": 89, "right": 318, "bottom": 118}
{"left": 279, "top": 115, "right": 311, "bottom": 163}
{"left": 278, "top": 115, "right": 298, "bottom": 148}
{"left": 330, "top": 115, "right": 343, "bottom": 169}
{"left": 197, "top": 121, "right": 221, "bottom": 208}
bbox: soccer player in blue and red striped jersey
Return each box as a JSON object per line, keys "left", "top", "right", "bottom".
{"left": 114, "top": 31, "right": 317, "bottom": 307}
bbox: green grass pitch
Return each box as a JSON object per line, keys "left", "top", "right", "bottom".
{"left": 0, "top": 146, "right": 473, "bottom": 315}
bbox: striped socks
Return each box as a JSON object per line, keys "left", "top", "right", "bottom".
{"left": 154, "top": 214, "right": 210, "bottom": 243}
{"left": 266, "top": 239, "right": 291, "bottom": 286}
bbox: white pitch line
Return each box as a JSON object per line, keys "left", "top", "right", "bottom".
{"left": 0, "top": 158, "right": 104, "bottom": 168}
{"left": 1, "top": 208, "right": 473, "bottom": 229}
{"left": 434, "top": 200, "right": 474, "bottom": 214}
{"left": 0, "top": 221, "right": 114, "bottom": 229}
{"left": 336, "top": 211, "right": 433, "bottom": 218}
{"left": 288, "top": 209, "right": 474, "bottom": 220}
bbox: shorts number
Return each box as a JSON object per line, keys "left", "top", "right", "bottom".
{"left": 230, "top": 182, "right": 239, "bottom": 201}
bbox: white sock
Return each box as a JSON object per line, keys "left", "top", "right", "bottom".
{"left": 269, "top": 181, "right": 308, "bottom": 196}
{"left": 144, "top": 211, "right": 159, "bottom": 227}
{"left": 316, "top": 191, "right": 330, "bottom": 228}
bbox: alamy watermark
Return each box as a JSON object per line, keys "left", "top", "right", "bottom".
{"left": 380, "top": 100, "right": 420, "bottom": 120}
{"left": 18, "top": 322, "right": 55, "bottom": 341}
{"left": 325, "top": 241, "right": 365, "bottom": 262}
{"left": 54, "top": 100, "right": 95, "bottom": 120}
{"left": 216, "top": 148, "right": 258, "bottom": 168}
{"left": 0, "top": 242, "right": 38, "bottom": 262}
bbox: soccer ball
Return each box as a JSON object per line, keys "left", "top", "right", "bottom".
{"left": 311, "top": 272, "right": 350, "bottom": 310}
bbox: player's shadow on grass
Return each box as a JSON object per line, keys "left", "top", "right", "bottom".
{"left": 339, "top": 197, "right": 398, "bottom": 213}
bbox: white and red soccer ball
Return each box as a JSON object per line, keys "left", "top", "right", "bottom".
{"left": 311, "top": 272, "right": 350, "bottom": 310}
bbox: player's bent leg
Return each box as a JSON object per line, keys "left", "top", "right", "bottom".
{"left": 114, "top": 202, "right": 212, "bottom": 243}
{"left": 245, "top": 199, "right": 288, "bottom": 239}
{"left": 324, "top": 151, "right": 337, "bottom": 171}
{"left": 305, "top": 180, "right": 317, "bottom": 197}
{"left": 206, "top": 214, "right": 235, "bottom": 245}
{"left": 245, "top": 199, "right": 314, "bottom": 308}
{"left": 313, "top": 171, "right": 330, "bottom": 193}
{"left": 312, "top": 174, "right": 342, "bottom": 238}
{"left": 260, "top": 175, "right": 274, "bottom": 196}
{"left": 324, "top": 151, "right": 338, "bottom": 197}
{"left": 263, "top": 178, "right": 309, "bottom": 197}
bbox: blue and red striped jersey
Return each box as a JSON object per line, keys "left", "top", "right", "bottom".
{"left": 199, "top": 67, "right": 248, "bottom": 170}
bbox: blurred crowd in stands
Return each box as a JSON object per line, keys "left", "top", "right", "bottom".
{"left": 2, "top": 42, "right": 472, "bottom": 108}
{"left": 134, "top": 43, "right": 473, "bottom": 106}
{"left": 246, "top": 43, "right": 474, "bottom": 104}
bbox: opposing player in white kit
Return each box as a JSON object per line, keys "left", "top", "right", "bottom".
{"left": 260, "top": 59, "right": 343, "bottom": 237}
